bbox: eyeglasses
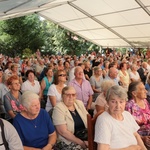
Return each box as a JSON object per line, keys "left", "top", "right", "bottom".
{"left": 11, "top": 82, "right": 20, "bottom": 85}
{"left": 64, "top": 93, "right": 76, "bottom": 97}
{"left": 58, "top": 74, "right": 66, "bottom": 77}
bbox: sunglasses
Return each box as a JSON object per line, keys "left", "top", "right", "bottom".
{"left": 58, "top": 74, "right": 66, "bottom": 77}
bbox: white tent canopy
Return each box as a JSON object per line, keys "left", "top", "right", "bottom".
{"left": 0, "top": 0, "right": 150, "bottom": 48}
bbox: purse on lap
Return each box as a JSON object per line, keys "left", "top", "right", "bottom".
{"left": 74, "top": 128, "right": 88, "bottom": 141}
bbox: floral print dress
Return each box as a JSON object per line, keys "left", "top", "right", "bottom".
{"left": 125, "top": 99, "right": 150, "bottom": 136}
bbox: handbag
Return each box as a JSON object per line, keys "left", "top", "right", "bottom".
{"left": 74, "top": 128, "right": 88, "bottom": 141}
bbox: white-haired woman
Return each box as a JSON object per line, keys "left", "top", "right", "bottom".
{"left": 94, "top": 80, "right": 115, "bottom": 115}
{"left": 13, "top": 91, "right": 56, "bottom": 150}
{"left": 94, "top": 85, "right": 147, "bottom": 150}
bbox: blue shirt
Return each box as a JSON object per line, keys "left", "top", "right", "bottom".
{"left": 13, "top": 109, "right": 55, "bottom": 148}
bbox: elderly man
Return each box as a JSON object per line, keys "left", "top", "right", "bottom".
{"left": 68, "top": 66, "right": 93, "bottom": 110}
{"left": 105, "top": 67, "right": 119, "bottom": 85}
{"left": 138, "top": 61, "right": 149, "bottom": 84}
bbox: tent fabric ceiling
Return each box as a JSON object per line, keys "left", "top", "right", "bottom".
{"left": 0, "top": 0, "right": 150, "bottom": 48}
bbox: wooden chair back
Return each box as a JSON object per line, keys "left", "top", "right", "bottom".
{"left": 87, "top": 111, "right": 104, "bottom": 150}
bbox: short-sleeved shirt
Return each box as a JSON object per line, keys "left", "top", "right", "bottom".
{"left": 13, "top": 109, "right": 55, "bottom": 149}
{"left": 68, "top": 79, "right": 93, "bottom": 107}
{"left": 94, "top": 111, "right": 139, "bottom": 149}
{"left": 4, "top": 91, "right": 24, "bottom": 119}
{"left": 45, "top": 84, "right": 66, "bottom": 112}
{"left": 0, "top": 84, "right": 9, "bottom": 114}
{"left": 94, "top": 92, "right": 108, "bottom": 115}
{"left": 125, "top": 99, "right": 150, "bottom": 136}
{"left": 21, "top": 80, "right": 40, "bottom": 94}
{"left": 0, "top": 119, "right": 23, "bottom": 150}
{"left": 43, "top": 76, "right": 53, "bottom": 96}
{"left": 129, "top": 71, "right": 140, "bottom": 81}
{"left": 89, "top": 75, "right": 103, "bottom": 101}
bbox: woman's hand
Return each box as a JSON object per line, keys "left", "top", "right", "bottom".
{"left": 143, "top": 136, "right": 150, "bottom": 147}
{"left": 42, "top": 144, "right": 52, "bottom": 150}
{"left": 80, "top": 141, "right": 88, "bottom": 149}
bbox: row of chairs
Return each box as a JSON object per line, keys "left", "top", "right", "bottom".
{"left": 87, "top": 111, "right": 104, "bottom": 150}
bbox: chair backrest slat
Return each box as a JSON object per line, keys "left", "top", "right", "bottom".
{"left": 87, "top": 111, "right": 104, "bottom": 150}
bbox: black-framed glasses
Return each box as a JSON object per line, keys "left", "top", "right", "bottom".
{"left": 58, "top": 74, "right": 66, "bottom": 77}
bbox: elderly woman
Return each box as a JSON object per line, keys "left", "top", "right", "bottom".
{"left": 145, "top": 74, "right": 150, "bottom": 103}
{"left": 102, "top": 60, "right": 110, "bottom": 78}
{"left": 21, "top": 70, "right": 41, "bottom": 95}
{"left": 45, "top": 70, "right": 66, "bottom": 112}
{"left": 52, "top": 86, "right": 88, "bottom": 150}
{"left": 126, "top": 81, "right": 150, "bottom": 148}
{"left": 0, "top": 74, "right": 10, "bottom": 119}
{"left": 13, "top": 91, "right": 56, "bottom": 150}
{"left": 89, "top": 66, "right": 103, "bottom": 102}
{"left": 4, "top": 75, "right": 24, "bottom": 123}
{"left": 94, "top": 80, "right": 115, "bottom": 115}
{"left": 94, "top": 85, "right": 147, "bottom": 150}
{"left": 129, "top": 64, "right": 141, "bottom": 82}
{"left": 119, "top": 62, "right": 130, "bottom": 90}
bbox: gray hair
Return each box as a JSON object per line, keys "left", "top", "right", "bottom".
{"left": 21, "top": 91, "right": 39, "bottom": 108}
{"left": 74, "top": 66, "right": 83, "bottom": 74}
{"left": 62, "top": 86, "right": 76, "bottom": 95}
{"left": 2, "top": 73, "right": 10, "bottom": 83}
{"left": 130, "top": 64, "right": 137, "bottom": 70}
{"left": 106, "top": 85, "right": 128, "bottom": 102}
{"left": 101, "top": 80, "right": 115, "bottom": 93}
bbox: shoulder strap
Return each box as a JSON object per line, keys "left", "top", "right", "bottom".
{"left": 0, "top": 119, "right": 9, "bottom": 150}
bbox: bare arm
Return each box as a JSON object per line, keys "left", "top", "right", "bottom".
{"left": 19, "top": 76, "right": 23, "bottom": 85}
{"left": 95, "top": 105, "right": 105, "bottom": 113}
{"left": 38, "top": 87, "right": 43, "bottom": 101}
{"left": 85, "top": 74, "right": 90, "bottom": 81}
{"left": 91, "top": 85, "right": 101, "bottom": 93}
{"left": 55, "top": 124, "right": 87, "bottom": 148}
{"left": 86, "top": 95, "right": 92, "bottom": 110}
{"left": 97, "top": 143, "right": 142, "bottom": 150}
{"left": 97, "top": 143, "right": 109, "bottom": 150}
{"left": 42, "top": 131, "right": 57, "bottom": 150}
{"left": 130, "top": 78, "right": 141, "bottom": 82}
{"left": 134, "top": 132, "right": 147, "bottom": 150}
{"left": 49, "top": 96, "right": 57, "bottom": 107}
{"left": 141, "top": 136, "right": 150, "bottom": 148}
{"left": 40, "top": 79, "right": 46, "bottom": 98}
{"left": 24, "top": 146, "right": 41, "bottom": 150}
{"left": 8, "top": 110, "right": 16, "bottom": 118}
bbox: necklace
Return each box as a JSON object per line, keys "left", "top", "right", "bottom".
{"left": 69, "top": 109, "right": 76, "bottom": 116}
{"left": 29, "top": 118, "right": 37, "bottom": 128}
{"left": 26, "top": 113, "right": 38, "bottom": 128}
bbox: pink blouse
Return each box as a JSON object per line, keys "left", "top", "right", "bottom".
{"left": 125, "top": 99, "right": 150, "bottom": 136}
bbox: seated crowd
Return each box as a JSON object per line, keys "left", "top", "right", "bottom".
{"left": 0, "top": 51, "right": 149, "bottom": 149}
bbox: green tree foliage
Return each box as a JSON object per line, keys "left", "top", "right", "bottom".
{"left": 0, "top": 14, "right": 100, "bottom": 57}
{"left": 22, "top": 48, "right": 32, "bottom": 58}
{"left": 0, "top": 14, "right": 46, "bottom": 56}
{"left": 44, "top": 21, "right": 100, "bottom": 56}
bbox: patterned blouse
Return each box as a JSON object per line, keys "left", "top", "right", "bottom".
{"left": 125, "top": 99, "right": 150, "bottom": 136}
